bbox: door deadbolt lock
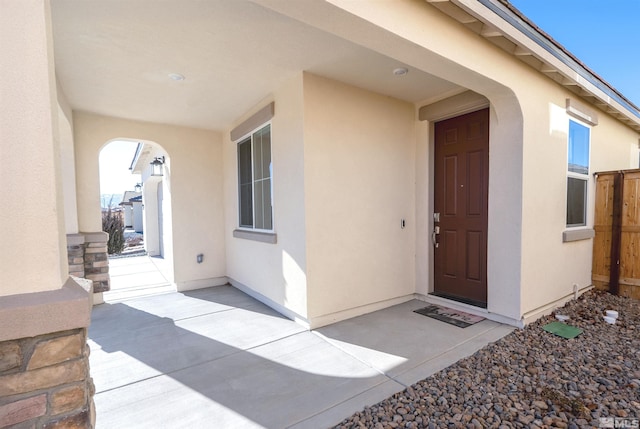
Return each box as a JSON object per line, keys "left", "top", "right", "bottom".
{"left": 433, "top": 212, "right": 440, "bottom": 223}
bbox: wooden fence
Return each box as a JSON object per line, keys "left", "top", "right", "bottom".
{"left": 592, "top": 169, "right": 640, "bottom": 299}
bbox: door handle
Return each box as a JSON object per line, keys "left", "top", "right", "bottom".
{"left": 432, "top": 226, "right": 440, "bottom": 248}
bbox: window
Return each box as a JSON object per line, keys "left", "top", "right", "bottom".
{"left": 238, "top": 124, "right": 272, "bottom": 230}
{"left": 566, "top": 120, "right": 590, "bottom": 227}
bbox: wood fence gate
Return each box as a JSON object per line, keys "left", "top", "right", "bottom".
{"left": 592, "top": 169, "right": 640, "bottom": 299}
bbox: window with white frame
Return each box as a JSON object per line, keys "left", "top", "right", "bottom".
{"left": 238, "top": 124, "right": 272, "bottom": 230}
{"left": 566, "top": 119, "right": 590, "bottom": 227}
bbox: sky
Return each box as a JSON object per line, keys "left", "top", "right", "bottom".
{"left": 508, "top": 0, "right": 640, "bottom": 108}
{"left": 99, "top": 141, "right": 141, "bottom": 195}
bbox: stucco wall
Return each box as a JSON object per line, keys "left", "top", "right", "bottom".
{"left": 316, "top": 0, "right": 637, "bottom": 322}
{"left": 519, "top": 87, "right": 640, "bottom": 316}
{"left": 57, "top": 82, "right": 79, "bottom": 235}
{"left": 223, "top": 73, "right": 308, "bottom": 321}
{"left": 313, "top": 0, "right": 528, "bottom": 321}
{"left": 303, "top": 73, "right": 416, "bottom": 326}
{"left": 59, "top": 0, "right": 639, "bottom": 326}
{"left": 73, "top": 112, "right": 225, "bottom": 290}
{"left": 0, "top": 0, "right": 68, "bottom": 296}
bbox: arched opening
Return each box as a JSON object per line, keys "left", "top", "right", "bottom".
{"left": 99, "top": 140, "right": 143, "bottom": 255}
{"left": 97, "top": 139, "right": 175, "bottom": 301}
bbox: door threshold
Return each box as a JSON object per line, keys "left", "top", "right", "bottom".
{"left": 430, "top": 292, "right": 487, "bottom": 309}
{"left": 418, "top": 293, "right": 489, "bottom": 320}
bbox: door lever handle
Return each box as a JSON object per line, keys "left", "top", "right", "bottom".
{"left": 432, "top": 226, "right": 440, "bottom": 248}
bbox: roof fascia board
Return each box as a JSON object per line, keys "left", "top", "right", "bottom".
{"left": 449, "top": 0, "right": 640, "bottom": 126}
{"left": 129, "top": 142, "right": 154, "bottom": 175}
{"left": 129, "top": 142, "right": 143, "bottom": 172}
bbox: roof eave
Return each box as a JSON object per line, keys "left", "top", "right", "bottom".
{"left": 426, "top": 0, "right": 640, "bottom": 132}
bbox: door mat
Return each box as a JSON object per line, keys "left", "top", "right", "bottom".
{"left": 414, "top": 304, "right": 485, "bottom": 328}
{"left": 542, "top": 321, "right": 583, "bottom": 339}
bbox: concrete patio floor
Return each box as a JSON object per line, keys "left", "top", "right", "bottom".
{"left": 89, "top": 280, "right": 514, "bottom": 428}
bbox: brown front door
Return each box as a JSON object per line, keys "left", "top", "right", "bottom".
{"left": 433, "top": 108, "right": 489, "bottom": 307}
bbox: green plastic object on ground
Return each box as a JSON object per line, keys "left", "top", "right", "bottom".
{"left": 542, "top": 321, "right": 583, "bottom": 339}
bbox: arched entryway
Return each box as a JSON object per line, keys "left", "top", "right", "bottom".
{"left": 92, "top": 138, "right": 175, "bottom": 302}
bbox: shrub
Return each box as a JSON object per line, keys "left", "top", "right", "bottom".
{"left": 102, "top": 207, "right": 125, "bottom": 255}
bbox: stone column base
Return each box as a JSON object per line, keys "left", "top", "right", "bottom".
{"left": 0, "top": 278, "right": 95, "bottom": 428}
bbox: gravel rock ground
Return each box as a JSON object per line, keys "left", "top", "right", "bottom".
{"left": 332, "top": 290, "right": 639, "bottom": 428}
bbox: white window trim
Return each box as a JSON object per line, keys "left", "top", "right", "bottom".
{"left": 235, "top": 121, "right": 274, "bottom": 234}
{"left": 565, "top": 117, "right": 592, "bottom": 230}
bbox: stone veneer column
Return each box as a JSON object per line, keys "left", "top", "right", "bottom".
{"left": 0, "top": 328, "right": 95, "bottom": 428}
{"left": 0, "top": 279, "right": 95, "bottom": 428}
{"left": 67, "top": 234, "right": 86, "bottom": 279}
{"left": 66, "top": 232, "right": 111, "bottom": 295}
{"left": 81, "top": 232, "right": 110, "bottom": 294}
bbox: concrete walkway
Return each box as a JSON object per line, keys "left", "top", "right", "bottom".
{"left": 89, "top": 285, "right": 514, "bottom": 428}
{"left": 104, "top": 255, "right": 174, "bottom": 302}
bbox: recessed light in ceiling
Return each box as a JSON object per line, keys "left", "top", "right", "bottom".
{"left": 393, "top": 67, "right": 409, "bottom": 76}
{"left": 168, "top": 73, "right": 185, "bottom": 81}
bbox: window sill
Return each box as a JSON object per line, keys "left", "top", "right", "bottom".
{"left": 233, "top": 229, "right": 277, "bottom": 244}
{"left": 562, "top": 228, "right": 595, "bottom": 242}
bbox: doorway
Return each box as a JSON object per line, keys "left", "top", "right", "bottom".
{"left": 433, "top": 108, "right": 489, "bottom": 307}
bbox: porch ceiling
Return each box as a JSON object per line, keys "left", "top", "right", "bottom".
{"left": 50, "top": 0, "right": 460, "bottom": 132}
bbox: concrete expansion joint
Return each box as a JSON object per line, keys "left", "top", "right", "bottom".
{"left": 244, "top": 331, "right": 309, "bottom": 354}
{"left": 389, "top": 376, "right": 410, "bottom": 389}
{"left": 166, "top": 306, "right": 238, "bottom": 323}
{"left": 311, "top": 331, "right": 389, "bottom": 378}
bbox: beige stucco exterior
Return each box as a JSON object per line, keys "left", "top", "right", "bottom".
{"left": 221, "top": 64, "right": 639, "bottom": 328}
{"left": 7, "top": 1, "right": 640, "bottom": 425}
{"left": 303, "top": 74, "right": 417, "bottom": 325}
{"left": 217, "top": 0, "right": 639, "bottom": 328}
{"left": 73, "top": 112, "right": 226, "bottom": 291}
{"left": 0, "top": 0, "right": 68, "bottom": 296}
{"left": 224, "top": 74, "right": 309, "bottom": 322}
{"left": 3, "top": 0, "right": 640, "bottom": 336}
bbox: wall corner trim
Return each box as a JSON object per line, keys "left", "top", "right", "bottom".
{"left": 230, "top": 102, "right": 275, "bottom": 141}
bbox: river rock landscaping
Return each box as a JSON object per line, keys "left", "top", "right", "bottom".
{"left": 332, "top": 290, "right": 639, "bottom": 428}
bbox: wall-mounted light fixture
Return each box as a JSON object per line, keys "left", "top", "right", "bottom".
{"left": 150, "top": 156, "right": 165, "bottom": 177}
{"left": 134, "top": 183, "right": 142, "bottom": 192}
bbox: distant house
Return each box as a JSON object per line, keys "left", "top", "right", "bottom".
{"left": 119, "top": 191, "right": 143, "bottom": 232}
{"left": 3, "top": 1, "right": 640, "bottom": 424}
{"left": 129, "top": 143, "right": 167, "bottom": 258}
{"left": 129, "top": 195, "right": 143, "bottom": 234}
